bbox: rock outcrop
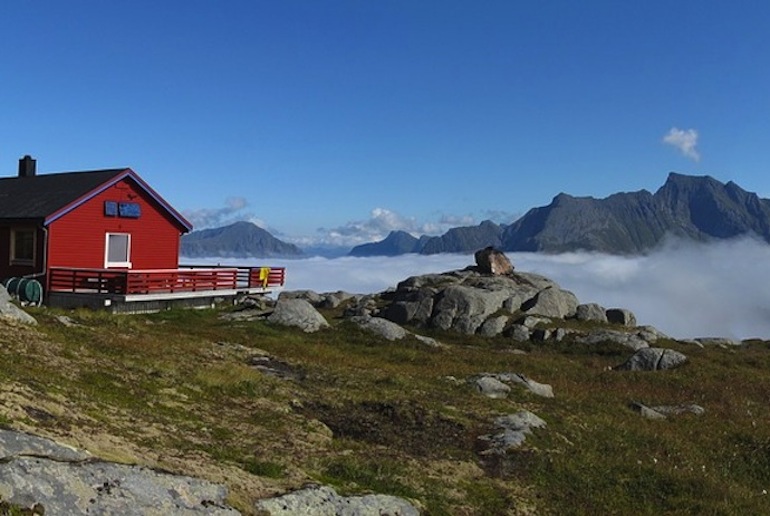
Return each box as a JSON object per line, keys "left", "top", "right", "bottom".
{"left": 0, "top": 429, "right": 237, "bottom": 515}
{"left": 477, "top": 410, "right": 547, "bottom": 455}
{"left": 614, "top": 348, "right": 688, "bottom": 371}
{"left": 0, "top": 286, "right": 37, "bottom": 325}
{"left": 379, "top": 268, "right": 579, "bottom": 336}
{"left": 253, "top": 484, "right": 420, "bottom": 515}
{"left": 267, "top": 298, "right": 329, "bottom": 333}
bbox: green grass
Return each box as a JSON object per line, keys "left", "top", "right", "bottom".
{"left": 2, "top": 305, "right": 770, "bottom": 514}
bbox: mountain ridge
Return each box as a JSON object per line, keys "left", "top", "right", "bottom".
{"left": 350, "top": 172, "right": 770, "bottom": 256}
{"left": 180, "top": 221, "right": 304, "bottom": 258}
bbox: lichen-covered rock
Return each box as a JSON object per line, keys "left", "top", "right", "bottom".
{"left": 473, "top": 376, "right": 511, "bottom": 399}
{"left": 254, "top": 484, "right": 419, "bottom": 515}
{"left": 575, "top": 303, "right": 608, "bottom": 323}
{"left": 477, "top": 410, "right": 547, "bottom": 455}
{"left": 522, "top": 287, "right": 578, "bottom": 319}
{"left": 267, "top": 298, "right": 329, "bottom": 333}
{"left": 503, "top": 373, "right": 554, "bottom": 398}
{"left": 0, "top": 286, "right": 37, "bottom": 325}
{"left": 508, "top": 324, "right": 530, "bottom": 342}
{"left": 614, "top": 347, "right": 688, "bottom": 371}
{"left": 478, "top": 315, "right": 508, "bottom": 337}
{"left": 0, "top": 430, "right": 236, "bottom": 515}
{"left": 349, "top": 315, "right": 408, "bottom": 341}
{"left": 431, "top": 285, "right": 510, "bottom": 334}
{"left": 577, "top": 330, "right": 650, "bottom": 350}
{"left": 630, "top": 402, "right": 705, "bottom": 419}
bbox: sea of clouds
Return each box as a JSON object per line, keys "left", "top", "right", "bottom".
{"left": 186, "top": 237, "right": 770, "bottom": 341}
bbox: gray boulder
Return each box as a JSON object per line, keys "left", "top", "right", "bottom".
{"left": 614, "top": 347, "right": 688, "bottom": 371}
{"left": 478, "top": 315, "right": 509, "bottom": 337}
{"left": 254, "top": 484, "right": 419, "bottom": 515}
{"left": 473, "top": 373, "right": 554, "bottom": 398}
{"left": 279, "top": 290, "right": 324, "bottom": 305}
{"left": 521, "top": 287, "right": 578, "bottom": 319}
{"left": 0, "top": 286, "right": 37, "bottom": 325}
{"left": 508, "top": 324, "right": 530, "bottom": 342}
{"left": 349, "top": 316, "right": 408, "bottom": 341}
{"left": 694, "top": 337, "right": 741, "bottom": 347}
{"left": 473, "top": 376, "right": 511, "bottom": 399}
{"left": 648, "top": 403, "right": 705, "bottom": 417}
{"left": 0, "top": 430, "right": 236, "bottom": 515}
{"left": 606, "top": 308, "right": 637, "bottom": 327}
{"left": 577, "top": 330, "right": 650, "bottom": 350}
{"left": 477, "top": 410, "right": 547, "bottom": 455}
{"left": 575, "top": 303, "right": 608, "bottom": 323}
{"left": 502, "top": 373, "right": 554, "bottom": 398}
{"left": 267, "top": 298, "right": 329, "bottom": 333}
{"left": 637, "top": 325, "right": 669, "bottom": 343}
{"left": 431, "top": 285, "right": 510, "bottom": 334}
{"left": 631, "top": 402, "right": 705, "bottom": 419}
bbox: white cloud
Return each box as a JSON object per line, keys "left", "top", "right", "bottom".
{"left": 183, "top": 197, "right": 266, "bottom": 230}
{"left": 199, "top": 236, "right": 770, "bottom": 340}
{"left": 308, "top": 208, "right": 479, "bottom": 248}
{"left": 663, "top": 127, "right": 701, "bottom": 162}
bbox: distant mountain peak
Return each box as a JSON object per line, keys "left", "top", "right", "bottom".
{"left": 181, "top": 221, "right": 303, "bottom": 258}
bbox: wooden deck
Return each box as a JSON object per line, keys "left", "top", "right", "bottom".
{"left": 46, "top": 265, "right": 285, "bottom": 311}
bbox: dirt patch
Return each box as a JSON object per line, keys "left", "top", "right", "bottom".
{"left": 303, "top": 400, "right": 473, "bottom": 459}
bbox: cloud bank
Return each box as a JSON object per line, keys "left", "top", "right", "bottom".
{"left": 196, "top": 237, "right": 770, "bottom": 340}
{"left": 663, "top": 127, "right": 700, "bottom": 162}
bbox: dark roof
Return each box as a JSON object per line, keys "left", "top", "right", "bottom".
{"left": 0, "top": 168, "right": 193, "bottom": 232}
{"left": 0, "top": 169, "right": 126, "bottom": 219}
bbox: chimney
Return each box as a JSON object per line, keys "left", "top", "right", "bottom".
{"left": 18, "top": 155, "right": 36, "bottom": 177}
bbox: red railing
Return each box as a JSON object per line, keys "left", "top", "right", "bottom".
{"left": 47, "top": 266, "right": 285, "bottom": 295}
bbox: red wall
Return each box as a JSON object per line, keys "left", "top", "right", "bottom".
{"left": 47, "top": 178, "right": 185, "bottom": 270}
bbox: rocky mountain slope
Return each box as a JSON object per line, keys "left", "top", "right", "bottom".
{"left": 181, "top": 221, "right": 303, "bottom": 258}
{"left": 350, "top": 172, "right": 770, "bottom": 256}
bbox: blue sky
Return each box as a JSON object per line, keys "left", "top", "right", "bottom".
{"left": 3, "top": 1, "right": 770, "bottom": 247}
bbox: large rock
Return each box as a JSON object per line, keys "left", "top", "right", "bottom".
{"left": 577, "top": 329, "right": 650, "bottom": 350}
{"left": 0, "top": 286, "right": 37, "bottom": 325}
{"left": 503, "top": 373, "right": 554, "bottom": 398}
{"left": 254, "top": 484, "right": 419, "bottom": 515}
{"left": 474, "top": 247, "right": 514, "bottom": 275}
{"left": 267, "top": 298, "right": 329, "bottom": 333}
{"left": 380, "top": 268, "right": 580, "bottom": 335}
{"left": 0, "top": 430, "right": 236, "bottom": 515}
{"left": 606, "top": 308, "right": 637, "bottom": 327}
{"left": 521, "top": 287, "right": 578, "bottom": 319}
{"left": 349, "top": 315, "right": 408, "bottom": 341}
{"left": 575, "top": 303, "right": 608, "bottom": 323}
{"left": 431, "top": 285, "right": 510, "bottom": 334}
{"left": 473, "top": 376, "right": 511, "bottom": 399}
{"left": 614, "top": 347, "right": 688, "bottom": 371}
{"left": 477, "top": 410, "right": 547, "bottom": 455}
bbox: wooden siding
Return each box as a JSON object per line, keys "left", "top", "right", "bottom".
{"left": 47, "top": 178, "right": 185, "bottom": 271}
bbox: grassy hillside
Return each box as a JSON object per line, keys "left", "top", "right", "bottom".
{"left": 1, "top": 304, "right": 769, "bottom": 514}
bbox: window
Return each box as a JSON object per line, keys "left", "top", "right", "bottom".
{"left": 105, "top": 233, "right": 131, "bottom": 268}
{"left": 10, "top": 228, "right": 35, "bottom": 265}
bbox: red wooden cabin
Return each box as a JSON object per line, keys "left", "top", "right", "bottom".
{"left": 0, "top": 156, "right": 284, "bottom": 311}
